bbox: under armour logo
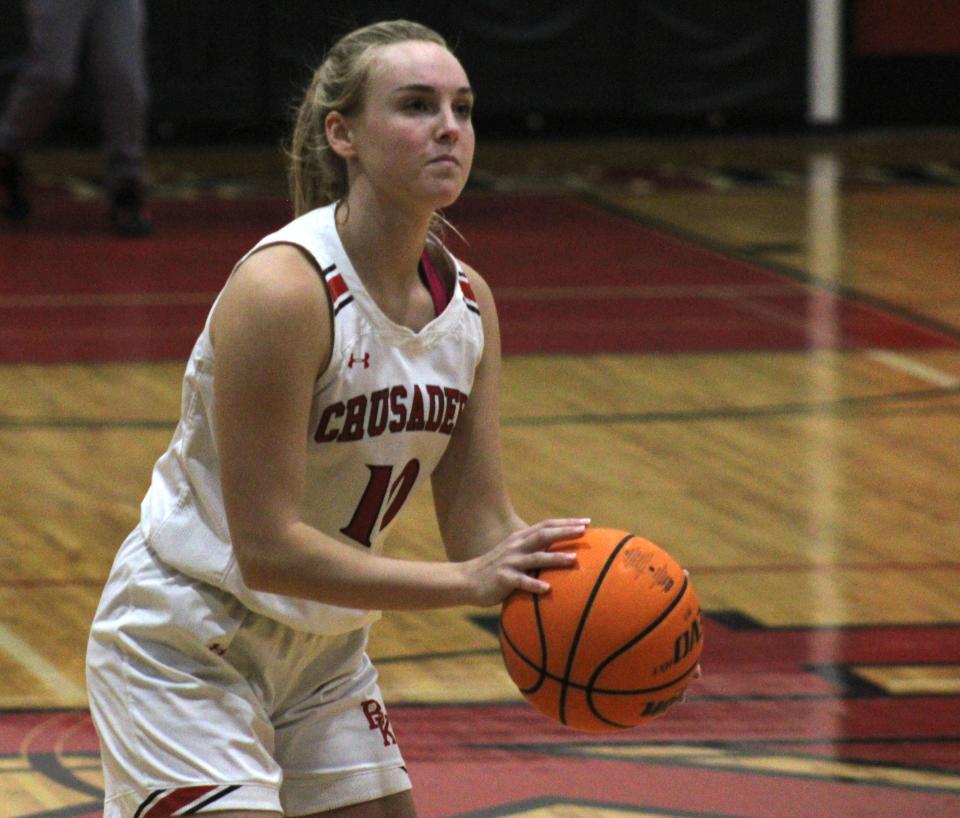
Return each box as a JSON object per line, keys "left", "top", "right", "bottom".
{"left": 361, "top": 699, "right": 397, "bottom": 746}
{"left": 348, "top": 352, "right": 370, "bottom": 369}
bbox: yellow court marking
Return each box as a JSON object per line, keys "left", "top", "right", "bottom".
{"left": 710, "top": 754, "right": 960, "bottom": 792}
{"left": 566, "top": 744, "right": 728, "bottom": 762}
{"left": 0, "top": 750, "right": 103, "bottom": 816}
{"left": 0, "top": 770, "right": 99, "bottom": 817}
{"left": 0, "top": 622, "right": 87, "bottom": 706}
{"left": 854, "top": 664, "right": 960, "bottom": 695}
{"left": 561, "top": 744, "right": 960, "bottom": 792}
{"left": 376, "top": 653, "right": 523, "bottom": 703}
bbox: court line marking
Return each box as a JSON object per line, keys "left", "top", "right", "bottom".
{"left": 0, "top": 292, "right": 217, "bottom": 308}
{"left": 689, "top": 561, "right": 960, "bottom": 574}
{"left": 500, "top": 386, "right": 960, "bottom": 427}
{"left": 0, "top": 578, "right": 104, "bottom": 588}
{"left": 0, "top": 622, "right": 87, "bottom": 706}
{"left": 2, "top": 384, "right": 959, "bottom": 431}
{"left": 576, "top": 190, "right": 960, "bottom": 345}
{"left": 867, "top": 349, "right": 960, "bottom": 388}
{"left": 0, "top": 283, "right": 806, "bottom": 309}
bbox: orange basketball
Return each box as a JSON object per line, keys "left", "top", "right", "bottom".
{"left": 499, "top": 528, "right": 703, "bottom": 732}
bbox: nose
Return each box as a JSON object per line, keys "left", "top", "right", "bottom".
{"left": 435, "top": 106, "right": 460, "bottom": 144}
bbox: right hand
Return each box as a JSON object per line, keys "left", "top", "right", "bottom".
{"left": 460, "top": 518, "right": 589, "bottom": 607}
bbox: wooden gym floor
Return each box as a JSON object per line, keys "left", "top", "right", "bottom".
{"left": 1, "top": 128, "right": 959, "bottom": 817}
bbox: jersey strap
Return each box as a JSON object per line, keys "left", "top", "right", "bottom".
{"left": 457, "top": 270, "right": 481, "bottom": 315}
{"left": 322, "top": 264, "right": 353, "bottom": 316}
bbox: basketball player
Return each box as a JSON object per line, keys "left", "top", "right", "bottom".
{"left": 86, "top": 20, "right": 586, "bottom": 818}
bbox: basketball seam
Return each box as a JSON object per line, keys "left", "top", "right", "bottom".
{"left": 585, "top": 578, "right": 695, "bottom": 727}
{"left": 498, "top": 617, "right": 548, "bottom": 694}
{"left": 589, "top": 575, "right": 690, "bottom": 690}
{"left": 557, "top": 532, "right": 635, "bottom": 725}
{"left": 494, "top": 627, "right": 701, "bottom": 695}
{"left": 531, "top": 568, "right": 549, "bottom": 693}
{"left": 498, "top": 562, "right": 551, "bottom": 695}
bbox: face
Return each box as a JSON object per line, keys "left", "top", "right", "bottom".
{"left": 333, "top": 40, "right": 476, "bottom": 210}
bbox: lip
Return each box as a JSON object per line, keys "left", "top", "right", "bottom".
{"left": 428, "top": 155, "right": 460, "bottom": 167}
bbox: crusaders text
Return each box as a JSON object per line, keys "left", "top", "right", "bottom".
{"left": 314, "top": 384, "right": 469, "bottom": 443}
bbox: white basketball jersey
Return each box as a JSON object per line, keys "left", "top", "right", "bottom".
{"left": 140, "top": 203, "right": 485, "bottom": 634}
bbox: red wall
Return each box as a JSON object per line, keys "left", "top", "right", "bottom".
{"left": 854, "top": 0, "right": 960, "bottom": 54}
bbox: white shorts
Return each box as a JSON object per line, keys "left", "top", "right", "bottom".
{"left": 86, "top": 527, "right": 410, "bottom": 817}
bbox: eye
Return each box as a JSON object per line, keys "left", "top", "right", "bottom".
{"left": 403, "top": 97, "right": 432, "bottom": 113}
{"left": 454, "top": 100, "right": 473, "bottom": 119}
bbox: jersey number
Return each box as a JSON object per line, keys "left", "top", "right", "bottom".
{"left": 341, "top": 460, "right": 421, "bottom": 547}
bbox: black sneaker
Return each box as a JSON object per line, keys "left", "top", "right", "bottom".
{"left": 110, "top": 180, "right": 152, "bottom": 237}
{"left": 0, "top": 152, "right": 30, "bottom": 220}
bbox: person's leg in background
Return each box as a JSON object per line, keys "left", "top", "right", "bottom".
{"left": 88, "top": 0, "right": 151, "bottom": 236}
{"left": 0, "top": 0, "right": 94, "bottom": 220}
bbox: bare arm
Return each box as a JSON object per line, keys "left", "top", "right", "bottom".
{"left": 211, "top": 247, "right": 582, "bottom": 609}
{"left": 432, "top": 265, "right": 587, "bottom": 562}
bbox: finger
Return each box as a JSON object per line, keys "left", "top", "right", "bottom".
{"left": 520, "top": 518, "right": 591, "bottom": 539}
{"left": 513, "top": 572, "right": 552, "bottom": 595}
{"left": 516, "top": 549, "right": 578, "bottom": 571}
{"left": 509, "top": 548, "right": 580, "bottom": 595}
{"left": 518, "top": 522, "right": 589, "bottom": 552}
{"left": 535, "top": 517, "right": 592, "bottom": 528}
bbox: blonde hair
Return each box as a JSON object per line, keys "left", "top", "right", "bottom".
{"left": 288, "top": 20, "right": 449, "bottom": 217}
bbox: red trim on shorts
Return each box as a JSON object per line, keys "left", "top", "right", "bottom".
{"left": 136, "top": 784, "right": 239, "bottom": 817}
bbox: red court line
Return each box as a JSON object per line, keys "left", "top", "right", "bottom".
{"left": 0, "top": 302, "right": 212, "bottom": 362}
{"left": 1, "top": 191, "right": 957, "bottom": 362}
{"left": 446, "top": 193, "right": 960, "bottom": 356}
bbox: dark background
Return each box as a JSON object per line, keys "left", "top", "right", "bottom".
{"left": 0, "top": 0, "right": 957, "bottom": 145}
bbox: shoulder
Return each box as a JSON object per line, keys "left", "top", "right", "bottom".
{"left": 230, "top": 244, "right": 325, "bottom": 313}
{"left": 211, "top": 243, "right": 330, "bottom": 354}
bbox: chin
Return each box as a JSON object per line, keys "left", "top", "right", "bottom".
{"left": 415, "top": 185, "right": 465, "bottom": 211}
{"left": 436, "top": 190, "right": 465, "bottom": 209}
{"left": 418, "top": 169, "right": 468, "bottom": 203}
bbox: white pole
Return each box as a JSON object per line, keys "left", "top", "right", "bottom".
{"left": 805, "top": 154, "right": 844, "bottom": 756}
{"left": 808, "top": 0, "right": 843, "bottom": 125}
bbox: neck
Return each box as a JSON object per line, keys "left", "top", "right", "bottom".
{"left": 335, "top": 187, "right": 435, "bottom": 294}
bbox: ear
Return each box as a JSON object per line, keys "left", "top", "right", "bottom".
{"left": 325, "top": 111, "right": 357, "bottom": 160}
